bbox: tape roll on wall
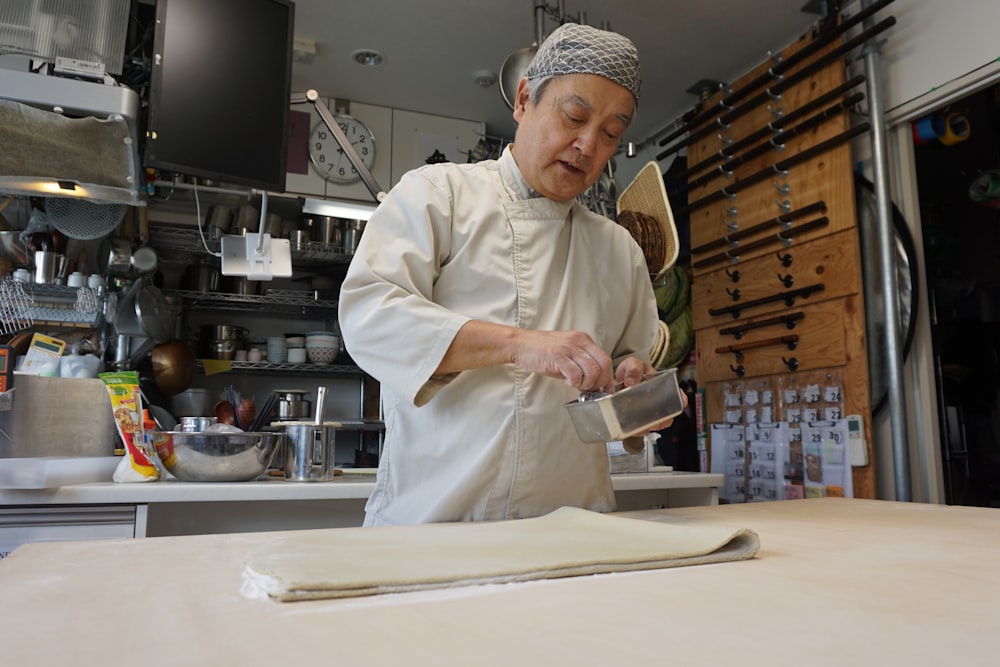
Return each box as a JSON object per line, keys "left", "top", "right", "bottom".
{"left": 912, "top": 113, "right": 945, "bottom": 144}
{"left": 939, "top": 112, "right": 971, "bottom": 146}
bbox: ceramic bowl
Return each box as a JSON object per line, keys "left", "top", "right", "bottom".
{"left": 306, "top": 343, "right": 339, "bottom": 364}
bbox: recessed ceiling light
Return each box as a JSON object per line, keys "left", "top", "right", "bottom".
{"left": 351, "top": 49, "right": 385, "bottom": 67}
{"left": 473, "top": 70, "right": 497, "bottom": 88}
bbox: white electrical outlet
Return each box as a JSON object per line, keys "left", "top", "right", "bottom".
{"left": 847, "top": 414, "right": 868, "bottom": 466}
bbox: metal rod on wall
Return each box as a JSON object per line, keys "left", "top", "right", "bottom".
{"left": 861, "top": 0, "right": 911, "bottom": 501}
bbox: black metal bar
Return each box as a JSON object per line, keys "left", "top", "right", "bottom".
{"left": 719, "top": 312, "right": 806, "bottom": 339}
{"left": 675, "top": 77, "right": 865, "bottom": 180}
{"left": 691, "top": 201, "right": 827, "bottom": 256}
{"left": 655, "top": 0, "right": 895, "bottom": 149}
{"left": 658, "top": 15, "right": 894, "bottom": 159}
{"left": 709, "top": 283, "right": 826, "bottom": 319}
{"left": 674, "top": 93, "right": 862, "bottom": 197}
{"left": 693, "top": 216, "right": 830, "bottom": 270}
{"left": 677, "top": 123, "right": 870, "bottom": 217}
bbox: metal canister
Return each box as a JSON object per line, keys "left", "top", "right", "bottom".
{"left": 343, "top": 220, "right": 366, "bottom": 254}
{"left": 179, "top": 416, "right": 218, "bottom": 432}
{"left": 282, "top": 422, "right": 337, "bottom": 481}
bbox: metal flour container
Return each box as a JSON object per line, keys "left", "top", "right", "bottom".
{"left": 281, "top": 422, "right": 338, "bottom": 481}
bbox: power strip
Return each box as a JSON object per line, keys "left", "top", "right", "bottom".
{"left": 53, "top": 57, "right": 106, "bottom": 81}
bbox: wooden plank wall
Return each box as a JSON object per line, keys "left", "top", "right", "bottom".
{"left": 678, "top": 27, "right": 875, "bottom": 500}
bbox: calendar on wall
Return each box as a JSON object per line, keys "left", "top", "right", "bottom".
{"left": 709, "top": 369, "right": 852, "bottom": 503}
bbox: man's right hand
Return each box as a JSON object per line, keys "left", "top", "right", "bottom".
{"left": 436, "top": 321, "right": 614, "bottom": 393}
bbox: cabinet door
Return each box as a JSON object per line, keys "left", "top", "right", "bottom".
{"left": 0, "top": 506, "right": 137, "bottom": 560}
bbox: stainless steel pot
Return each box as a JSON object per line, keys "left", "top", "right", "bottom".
{"left": 199, "top": 324, "right": 248, "bottom": 359}
{"left": 183, "top": 263, "right": 220, "bottom": 293}
{"left": 222, "top": 275, "right": 260, "bottom": 295}
{"left": 113, "top": 278, "right": 173, "bottom": 342}
{"left": 343, "top": 220, "right": 366, "bottom": 254}
{"left": 303, "top": 216, "right": 343, "bottom": 246}
{"left": 201, "top": 324, "right": 248, "bottom": 341}
{"left": 273, "top": 389, "right": 311, "bottom": 420}
{"left": 277, "top": 399, "right": 312, "bottom": 419}
{"left": 100, "top": 235, "right": 132, "bottom": 277}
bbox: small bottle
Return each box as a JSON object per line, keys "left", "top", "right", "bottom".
{"left": 143, "top": 408, "right": 175, "bottom": 471}
{"left": 141, "top": 409, "right": 158, "bottom": 458}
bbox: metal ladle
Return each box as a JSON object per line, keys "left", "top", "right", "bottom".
{"left": 314, "top": 386, "right": 327, "bottom": 425}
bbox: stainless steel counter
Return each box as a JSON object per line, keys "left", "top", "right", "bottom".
{"left": 0, "top": 471, "right": 723, "bottom": 538}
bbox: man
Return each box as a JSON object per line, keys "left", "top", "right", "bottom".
{"left": 339, "top": 23, "right": 670, "bottom": 526}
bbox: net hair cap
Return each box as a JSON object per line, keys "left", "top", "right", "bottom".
{"left": 524, "top": 23, "right": 641, "bottom": 101}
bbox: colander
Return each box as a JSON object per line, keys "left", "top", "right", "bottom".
{"left": 45, "top": 197, "right": 127, "bottom": 240}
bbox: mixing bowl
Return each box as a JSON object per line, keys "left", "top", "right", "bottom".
{"left": 156, "top": 431, "right": 286, "bottom": 482}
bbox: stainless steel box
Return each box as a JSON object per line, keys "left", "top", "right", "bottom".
{"left": 565, "top": 369, "right": 685, "bottom": 443}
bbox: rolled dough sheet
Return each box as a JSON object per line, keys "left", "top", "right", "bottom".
{"left": 243, "top": 506, "right": 760, "bottom": 602}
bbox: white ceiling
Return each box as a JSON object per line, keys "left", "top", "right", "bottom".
{"left": 288, "top": 1, "right": 829, "bottom": 146}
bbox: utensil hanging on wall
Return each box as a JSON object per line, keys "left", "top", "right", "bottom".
{"left": 113, "top": 276, "right": 173, "bottom": 342}
{"left": 498, "top": 2, "right": 547, "bottom": 110}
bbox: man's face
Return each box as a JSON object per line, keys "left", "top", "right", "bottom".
{"left": 511, "top": 73, "right": 634, "bottom": 203}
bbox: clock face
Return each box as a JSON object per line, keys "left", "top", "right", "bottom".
{"left": 308, "top": 115, "right": 376, "bottom": 184}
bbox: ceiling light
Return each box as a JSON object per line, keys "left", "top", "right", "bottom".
{"left": 473, "top": 70, "right": 497, "bottom": 88}
{"left": 351, "top": 49, "right": 385, "bottom": 67}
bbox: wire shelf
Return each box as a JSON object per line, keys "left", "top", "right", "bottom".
{"left": 150, "top": 225, "right": 354, "bottom": 267}
{"left": 164, "top": 289, "right": 337, "bottom": 318}
{"left": 197, "top": 360, "right": 364, "bottom": 376}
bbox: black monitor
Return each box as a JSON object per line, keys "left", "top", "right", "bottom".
{"left": 145, "top": 0, "right": 294, "bottom": 192}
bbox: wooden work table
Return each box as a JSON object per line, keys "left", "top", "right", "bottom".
{"left": 1, "top": 498, "right": 997, "bottom": 665}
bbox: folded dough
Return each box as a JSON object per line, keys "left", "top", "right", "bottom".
{"left": 243, "top": 506, "right": 760, "bottom": 602}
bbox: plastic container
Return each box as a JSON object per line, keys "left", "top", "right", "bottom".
{"left": 0, "top": 457, "right": 119, "bottom": 489}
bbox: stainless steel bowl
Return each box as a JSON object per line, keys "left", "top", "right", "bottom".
{"left": 158, "top": 431, "right": 286, "bottom": 482}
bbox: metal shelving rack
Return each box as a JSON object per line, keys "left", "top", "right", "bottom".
{"left": 195, "top": 359, "right": 363, "bottom": 376}
{"left": 163, "top": 289, "right": 338, "bottom": 319}
{"left": 0, "top": 281, "right": 105, "bottom": 333}
{"left": 147, "top": 208, "right": 384, "bottom": 461}
{"left": 149, "top": 224, "right": 354, "bottom": 268}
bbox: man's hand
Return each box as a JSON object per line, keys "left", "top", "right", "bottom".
{"left": 513, "top": 329, "right": 613, "bottom": 392}
{"left": 437, "top": 321, "right": 612, "bottom": 392}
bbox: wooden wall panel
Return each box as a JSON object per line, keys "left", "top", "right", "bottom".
{"left": 682, "top": 25, "right": 875, "bottom": 500}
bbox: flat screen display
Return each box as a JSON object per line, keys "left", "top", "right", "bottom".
{"left": 145, "top": 0, "right": 294, "bottom": 191}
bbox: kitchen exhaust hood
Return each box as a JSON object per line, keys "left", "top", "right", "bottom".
{"left": 0, "top": 67, "right": 144, "bottom": 207}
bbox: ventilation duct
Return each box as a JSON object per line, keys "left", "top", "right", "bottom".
{"left": 0, "top": 0, "right": 142, "bottom": 206}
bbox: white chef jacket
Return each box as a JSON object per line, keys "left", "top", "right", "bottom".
{"left": 339, "top": 146, "right": 659, "bottom": 526}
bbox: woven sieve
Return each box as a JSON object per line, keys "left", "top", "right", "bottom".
{"left": 617, "top": 161, "right": 679, "bottom": 279}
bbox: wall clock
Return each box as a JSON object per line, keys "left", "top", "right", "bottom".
{"left": 308, "top": 114, "right": 376, "bottom": 184}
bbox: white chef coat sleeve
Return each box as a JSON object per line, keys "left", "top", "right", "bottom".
{"left": 338, "top": 169, "right": 470, "bottom": 407}
{"left": 611, "top": 239, "right": 660, "bottom": 368}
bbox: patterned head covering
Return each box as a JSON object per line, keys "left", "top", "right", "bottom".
{"left": 524, "top": 23, "right": 641, "bottom": 101}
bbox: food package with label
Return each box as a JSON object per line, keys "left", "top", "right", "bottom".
{"left": 98, "top": 371, "right": 159, "bottom": 483}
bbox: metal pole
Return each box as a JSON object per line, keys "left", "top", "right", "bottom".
{"left": 861, "top": 0, "right": 911, "bottom": 500}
